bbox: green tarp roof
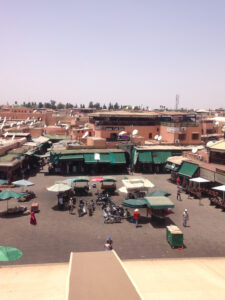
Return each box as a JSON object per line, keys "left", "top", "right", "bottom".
{"left": 109, "top": 152, "right": 126, "bottom": 164}
{"left": 0, "top": 246, "right": 23, "bottom": 262}
{"left": 122, "top": 199, "right": 147, "bottom": 208}
{"left": 138, "top": 151, "right": 152, "bottom": 163}
{"left": 66, "top": 176, "right": 90, "bottom": 182}
{"left": 178, "top": 161, "right": 199, "bottom": 178}
{"left": 165, "top": 162, "right": 180, "bottom": 172}
{"left": 101, "top": 176, "right": 117, "bottom": 182}
{"left": 84, "top": 153, "right": 110, "bottom": 163}
{"left": 152, "top": 151, "right": 172, "bottom": 164}
{"left": 146, "top": 190, "right": 171, "bottom": 197}
{"left": 144, "top": 196, "right": 175, "bottom": 209}
{"left": 59, "top": 154, "right": 84, "bottom": 160}
{"left": 0, "top": 191, "right": 25, "bottom": 200}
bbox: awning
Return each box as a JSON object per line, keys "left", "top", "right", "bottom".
{"left": 101, "top": 176, "right": 117, "bottom": 182}
{"left": 138, "top": 151, "right": 152, "bottom": 163}
{"left": 59, "top": 154, "right": 83, "bottom": 160}
{"left": 66, "top": 176, "right": 90, "bottom": 183}
{"left": 109, "top": 152, "right": 126, "bottom": 164}
{"left": 165, "top": 162, "right": 179, "bottom": 172}
{"left": 84, "top": 153, "right": 96, "bottom": 163}
{"left": 152, "top": 151, "right": 172, "bottom": 164}
{"left": 178, "top": 162, "right": 199, "bottom": 178}
{"left": 146, "top": 190, "right": 171, "bottom": 197}
{"left": 99, "top": 153, "right": 110, "bottom": 163}
{"left": 122, "top": 199, "right": 147, "bottom": 208}
{"left": 144, "top": 196, "right": 175, "bottom": 209}
{"left": 189, "top": 177, "right": 210, "bottom": 183}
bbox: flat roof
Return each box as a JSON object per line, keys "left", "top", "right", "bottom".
{"left": 53, "top": 148, "right": 124, "bottom": 154}
{"left": 67, "top": 251, "right": 141, "bottom": 300}
{"left": 89, "top": 110, "right": 159, "bottom": 118}
{"left": 124, "top": 257, "right": 225, "bottom": 300}
{"left": 208, "top": 139, "right": 225, "bottom": 152}
{"left": 135, "top": 145, "right": 204, "bottom": 151}
{"left": 167, "top": 156, "right": 189, "bottom": 165}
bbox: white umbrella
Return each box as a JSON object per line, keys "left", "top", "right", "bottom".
{"left": 189, "top": 177, "right": 210, "bottom": 183}
{"left": 212, "top": 185, "right": 225, "bottom": 202}
{"left": 47, "top": 183, "right": 71, "bottom": 192}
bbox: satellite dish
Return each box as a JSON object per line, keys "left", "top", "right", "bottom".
{"left": 172, "top": 164, "right": 175, "bottom": 169}
{"left": 215, "top": 121, "right": 219, "bottom": 126}
{"left": 154, "top": 135, "right": 159, "bottom": 140}
{"left": 17, "top": 125, "right": 20, "bottom": 129}
{"left": 132, "top": 129, "right": 138, "bottom": 136}
{"left": 12, "top": 135, "right": 15, "bottom": 140}
{"left": 222, "top": 126, "right": 225, "bottom": 133}
{"left": 82, "top": 131, "right": 88, "bottom": 139}
{"left": 10, "top": 123, "right": 13, "bottom": 128}
{"left": 4, "top": 132, "right": 8, "bottom": 137}
{"left": 16, "top": 121, "right": 20, "bottom": 126}
{"left": 118, "top": 131, "right": 127, "bottom": 136}
{"left": 158, "top": 136, "right": 162, "bottom": 141}
{"left": 192, "top": 147, "right": 198, "bottom": 154}
{"left": 3, "top": 117, "right": 6, "bottom": 122}
{"left": 206, "top": 141, "right": 214, "bottom": 147}
{"left": 58, "top": 120, "right": 61, "bottom": 124}
{"left": 65, "top": 126, "right": 69, "bottom": 130}
{"left": 33, "top": 110, "right": 37, "bottom": 113}
{"left": 44, "top": 125, "right": 47, "bottom": 128}
{"left": 30, "top": 122, "right": 33, "bottom": 126}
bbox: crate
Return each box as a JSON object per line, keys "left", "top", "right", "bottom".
{"left": 166, "top": 226, "right": 183, "bottom": 248}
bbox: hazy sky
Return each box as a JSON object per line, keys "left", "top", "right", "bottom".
{"left": 1, "top": 0, "right": 225, "bottom": 109}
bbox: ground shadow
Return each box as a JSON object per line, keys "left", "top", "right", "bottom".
{"left": 51, "top": 204, "right": 69, "bottom": 212}
{"left": 149, "top": 216, "right": 176, "bottom": 229}
{"left": 0, "top": 212, "right": 29, "bottom": 218}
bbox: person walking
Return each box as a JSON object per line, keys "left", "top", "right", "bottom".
{"left": 177, "top": 187, "right": 182, "bottom": 201}
{"left": 183, "top": 209, "right": 189, "bottom": 227}
{"left": 133, "top": 209, "right": 140, "bottom": 228}
{"left": 176, "top": 176, "right": 181, "bottom": 186}
{"left": 68, "top": 198, "right": 74, "bottom": 214}
{"left": 30, "top": 211, "right": 37, "bottom": 225}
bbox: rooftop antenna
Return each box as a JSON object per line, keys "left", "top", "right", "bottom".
{"left": 175, "top": 94, "right": 179, "bottom": 110}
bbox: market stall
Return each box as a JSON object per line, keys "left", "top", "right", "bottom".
{"left": 100, "top": 176, "right": 117, "bottom": 194}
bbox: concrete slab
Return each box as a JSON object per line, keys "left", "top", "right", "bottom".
{"left": 0, "top": 263, "right": 68, "bottom": 300}
{"left": 123, "top": 257, "right": 225, "bottom": 300}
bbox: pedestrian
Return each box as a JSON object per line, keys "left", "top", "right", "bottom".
{"left": 183, "top": 209, "right": 189, "bottom": 227}
{"left": 176, "top": 176, "right": 181, "bottom": 186}
{"left": 104, "top": 238, "right": 113, "bottom": 251}
{"left": 68, "top": 198, "right": 74, "bottom": 214}
{"left": 107, "top": 236, "right": 113, "bottom": 248}
{"left": 177, "top": 187, "right": 182, "bottom": 201}
{"left": 30, "top": 211, "right": 37, "bottom": 225}
{"left": 133, "top": 209, "right": 140, "bottom": 228}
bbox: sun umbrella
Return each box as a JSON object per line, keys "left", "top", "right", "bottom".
{"left": 54, "top": 180, "right": 72, "bottom": 187}
{"left": 0, "top": 246, "right": 23, "bottom": 261}
{"left": 212, "top": 185, "right": 225, "bottom": 202}
{"left": 12, "top": 179, "right": 34, "bottom": 186}
{"left": 0, "top": 190, "right": 25, "bottom": 210}
{"left": 66, "top": 176, "right": 90, "bottom": 183}
{"left": 101, "top": 176, "right": 117, "bottom": 182}
{"left": 122, "top": 199, "right": 147, "bottom": 208}
{"left": 91, "top": 176, "right": 104, "bottom": 182}
{"left": 47, "top": 183, "right": 71, "bottom": 192}
{"left": 146, "top": 190, "right": 171, "bottom": 197}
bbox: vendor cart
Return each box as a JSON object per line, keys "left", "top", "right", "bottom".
{"left": 100, "top": 177, "right": 117, "bottom": 195}
{"left": 166, "top": 225, "right": 183, "bottom": 248}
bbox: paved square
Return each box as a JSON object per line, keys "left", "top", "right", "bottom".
{"left": 1, "top": 170, "right": 225, "bottom": 265}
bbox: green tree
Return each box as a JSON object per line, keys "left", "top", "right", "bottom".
{"left": 113, "top": 102, "right": 119, "bottom": 110}
{"left": 57, "top": 102, "right": 65, "bottom": 109}
{"left": 38, "top": 102, "right": 43, "bottom": 108}
{"left": 103, "top": 104, "right": 107, "bottom": 109}
{"left": 66, "top": 102, "right": 73, "bottom": 109}
{"left": 50, "top": 100, "right": 56, "bottom": 109}
{"left": 89, "top": 101, "right": 94, "bottom": 108}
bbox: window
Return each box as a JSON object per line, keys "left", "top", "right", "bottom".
{"left": 178, "top": 134, "right": 186, "bottom": 141}
{"left": 192, "top": 133, "right": 199, "bottom": 140}
{"left": 149, "top": 133, "right": 152, "bottom": 139}
{"left": 157, "top": 128, "right": 159, "bottom": 132}
{"left": 89, "top": 132, "right": 92, "bottom": 136}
